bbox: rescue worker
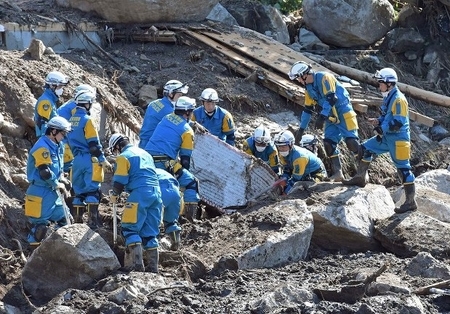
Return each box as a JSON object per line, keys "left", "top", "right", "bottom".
{"left": 343, "top": 68, "right": 418, "bottom": 214}
{"left": 274, "top": 130, "right": 327, "bottom": 193}
{"left": 109, "top": 133, "right": 163, "bottom": 273}
{"left": 25, "top": 116, "right": 72, "bottom": 248}
{"left": 155, "top": 168, "right": 182, "bottom": 251}
{"left": 299, "top": 134, "right": 319, "bottom": 156}
{"left": 57, "top": 84, "right": 96, "bottom": 173}
{"left": 57, "top": 84, "right": 96, "bottom": 120}
{"left": 67, "top": 91, "right": 112, "bottom": 226}
{"left": 242, "top": 125, "right": 279, "bottom": 173}
{"left": 191, "top": 88, "right": 236, "bottom": 146}
{"left": 34, "top": 71, "right": 69, "bottom": 137}
{"left": 144, "top": 96, "right": 201, "bottom": 222}
{"left": 139, "top": 80, "right": 189, "bottom": 149}
{"left": 288, "top": 62, "right": 360, "bottom": 182}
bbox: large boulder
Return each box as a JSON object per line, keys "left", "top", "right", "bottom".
{"left": 55, "top": 0, "right": 220, "bottom": 23}
{"left": 221, "top": 0, "right": 290, "bottom": 44}
{"left": 302, "top": 0, "right": 395, "bottom": 47}
{"left": 22, "top": 224, "right": 120, "bottom": 305}
{"left": 306, "top": 183, "right": 395, "bottom": 252}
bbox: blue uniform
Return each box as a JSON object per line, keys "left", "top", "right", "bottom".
{"left": 243, "top": 137, "right": 279, "bottom": 173}
{"left": 300, "top": 72, "right": 359, "bottom": 157}
{"left": 191, "top": 106, "right": 236, "bottom": 145}
{"left": 280, "top": 146, "right": 327, "bottom": 193}
{"left": 112, "top": 144, "right": 162, "bottom": 249}
{"left": 57, "top": 98, "right": 77, "bottom": 120}
{"left": 24, "top": 136, "right": 66, "bottom": 244}
{"left": 155, "top": 168, "right": 182, "bottom": 234}
{"left": 145, "top": 113, "right": 200, "bottom": 204}
{"left": 361, "top": 86, "right": 415, "bottom": 184}
{"left": 67, "top": 107, "right": 106, "bottom": 205}
{"left": 139, "top": 97, "right": 174, "bottom": 149}
{"left": 34, "top": 88, "right": 59, "bottom": 137}
{"left": 57, "top": 99, "right": 76, "bottom": 172}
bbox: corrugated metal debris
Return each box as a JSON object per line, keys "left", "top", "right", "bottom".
{"left": 191, "top": 133, "right": 278, "bottom": 210}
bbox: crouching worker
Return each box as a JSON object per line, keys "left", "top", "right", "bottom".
{"left": 242, "top": 125, "right": 280, "bottom": 174}
{"left": 274, "top": 130, "right": 327, "bottom": 194}
{"left": 155, "top": 168, "right": 182, "bottom": 251}
{"left": 109, "top": 133, "right": 163, "bottom": 273}
{"left": 25, "top": 116, "right": 72, "bottom": 249}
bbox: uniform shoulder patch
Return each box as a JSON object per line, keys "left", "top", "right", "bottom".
{"left": 42, "top": 151, "right": 50, "bottom": 159}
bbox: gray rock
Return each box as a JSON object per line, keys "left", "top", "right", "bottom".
{"left": 303, "top": 0, "right": 395, "bottom": 47}
{"left": 55, "top": 0, "right": 220, "bottom": 23}
{"left": 22, "top": 224, "right": 120, "bottom": 305}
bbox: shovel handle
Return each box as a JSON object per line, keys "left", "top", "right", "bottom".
{"left": 113, "top": 203, "right": 117, "bottom": 245}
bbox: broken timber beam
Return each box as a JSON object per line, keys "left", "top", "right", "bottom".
{"left": 414, "top": 279, "right": 450, "bottom": 295}
{"left": 62, "top": 18, "right": 122, "bottom": 69}
{"left": 306, "top": 54, "right": 450, "bottom": 109}
{"left": 180, "top": 30, "right": 306, "bottom": 106}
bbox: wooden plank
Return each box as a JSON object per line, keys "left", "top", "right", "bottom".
{"left": 181, "top": 31, "right": 306, "bottom": 106}
{"left": 198, "top": 28, "right": 332, "bottom": 78}
{"left": 409, "top": 110, "right": 435, "bottom": 127}
{"left": 352, "top": 103, "right": 368, "bottom": 113}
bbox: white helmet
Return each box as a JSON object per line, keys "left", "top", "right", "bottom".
{"left": 374, "top": 68, "right": 398, "bottom": 83}
{"left": 75, "top": 91, "right": 96, "bottom": 105}
{"left": 73, "top": 84, "right": 96, "bottom": 98}
{"left": 45, "top": 71, "right": 69, "bottom": 86}
{"left": 274, "top": 130, "right": 295, "bottom": 146}
{"left": 163, "top": 80, "right": 189, "bottom": 95}
{"left": 300, "top": 134, "right": 318, "bottom": 153}
{"left": 109, "top": 133, "right": 125, "bottom": 150}
{"left": 200, "top": 88, "right": 220, "bottom": 103}
{"left": 253, "top": 125, "right": 271, "bottom": 144}
{"left": 47, "top": 116, "right": 72, "bottom": 132}
{"left": 174, "top": 96, "right": 196, "bottom": 111}
{"left": 288, "top": 61, "right": 312, "bottom": 80}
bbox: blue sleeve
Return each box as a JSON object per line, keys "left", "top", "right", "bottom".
{"left": 300, "top": 111, "right": 312, "bottom": 129}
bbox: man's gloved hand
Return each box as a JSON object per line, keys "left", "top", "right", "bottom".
{"left": 295, "top": 128, "right": 305, "bottom": 145}
{"left": 56, "top": 182, "right": 71, "bottom": 198}
{"left": 109, "top": 190, "right": 120, "bottom": 204}
{"left": 59, "top": 175, "right": 72, "bottom": 191}
{"left": 191, "top": 121, "right": 208, "bottom": 134}
{"left": 374, "top": 126, "right": 383, "bottom": 143}
{"left": 314, "top": 114, "right": 327, "bottom": 130}
{"left": 100, "top": 160, "right": 113, "bottom": 172}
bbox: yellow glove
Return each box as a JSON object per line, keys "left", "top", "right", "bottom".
{"left": 109, "top": 190, "right": 120, "bottom": 204}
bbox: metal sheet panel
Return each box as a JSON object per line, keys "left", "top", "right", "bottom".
{"left": 191, "top": 133, "right": 278, "bottom": 209}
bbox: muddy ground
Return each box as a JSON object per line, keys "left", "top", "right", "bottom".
{"left": 1, "top": 0, "right": 450, "bottom": 313}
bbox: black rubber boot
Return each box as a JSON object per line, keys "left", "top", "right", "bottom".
{"left": 395, "top": 183, "right": 418, "bottom": 214}
{"left": 184, "top": 202, "right": 198, "bottom": 222}
{"left": 72, "top": 205, "right": 85, "bottom": 223}
{"left": 342, "top": 160, "right": 370, "bottom": 187}
{"left": 144, "top": 248, "right": 159, "bottom": 273}
{"left": 125, "top": 243, "right": 145, "bottom": 272}
{"left": 87, "top": 203, "right": 102, "bottom": 229}
{"left": 328, "top": 156, "right": 344, "bottom": 182}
